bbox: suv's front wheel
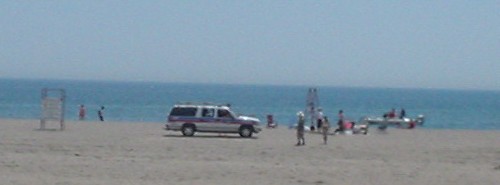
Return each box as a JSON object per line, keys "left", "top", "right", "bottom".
{"left": 182, "top": 124, "right": 195, "bottom": 136}
{"left": 239, "top": 126, "right": 253, "bottom": 138}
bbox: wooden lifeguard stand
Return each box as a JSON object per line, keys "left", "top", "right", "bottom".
{"left": 40, "top": 88, "right": 66, "bottom": 130}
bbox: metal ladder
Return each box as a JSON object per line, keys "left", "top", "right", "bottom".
{"left": 305, "top": 88, "right": 319, "bottom": 130}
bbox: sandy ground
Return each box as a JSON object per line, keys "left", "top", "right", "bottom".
{"left": 0, "top": 119, "right": 499, "bottom": 185}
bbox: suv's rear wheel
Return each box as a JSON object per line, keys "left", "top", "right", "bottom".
{"left": 239, "top": 126, "right": 253, "bottom": 138}
{"left": 182, "top": 124, "right": 195, "bottom": 136}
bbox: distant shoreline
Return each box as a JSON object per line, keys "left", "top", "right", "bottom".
{"left": 2, "top": 118, "right": 499, "bottom": 132}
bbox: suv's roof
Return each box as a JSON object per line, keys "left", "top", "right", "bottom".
{"left": 173, "top": 103, "right": 230, "bottom": 109}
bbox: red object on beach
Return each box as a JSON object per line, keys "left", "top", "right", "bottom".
{"left": 267, "top": 114, "right": 276, "bottom": 128}
{"left": 344, "top": 121, "right": 353, "bottom": 129}
{"left": 408, "top": 121, "right": 416, "bottom": 129}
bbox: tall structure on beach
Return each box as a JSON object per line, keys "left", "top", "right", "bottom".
{"left": 40, "top": 88, "right": 66, "bottom": 131}
{"left": 305, "top": 88, "right": 319, "bottom": 128}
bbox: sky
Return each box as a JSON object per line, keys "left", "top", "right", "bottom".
{"left": 1, "top": 1, "right": 499, "bottom": 90}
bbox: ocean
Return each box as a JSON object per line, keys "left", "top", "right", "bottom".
{"left": 0, "top": 78, "right": 499, "bottom": 130}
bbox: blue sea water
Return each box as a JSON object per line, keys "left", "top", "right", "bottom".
{"left": 0, "top": 78, "right": 499, "bottom": 130}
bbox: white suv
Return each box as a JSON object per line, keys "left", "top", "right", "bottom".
{"left": 165, "top": 103, "right": 262, "bottom": 137}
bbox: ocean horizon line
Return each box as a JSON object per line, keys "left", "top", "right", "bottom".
{"left": 2, "top": 77, "right": 499, "bottom": 93}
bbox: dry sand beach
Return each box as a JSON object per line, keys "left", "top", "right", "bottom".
{"left": 1, "top": 119, "right": 499, "bottom": 185}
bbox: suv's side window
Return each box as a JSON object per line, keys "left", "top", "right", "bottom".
{"left": 217, "top": 109, "right": 233, "bottom": 119}
{"left": 202, "top": 108, "right": 214, "bottom": 118}
{"left": 170, "top": 107, "right": 197, "bottom": 116}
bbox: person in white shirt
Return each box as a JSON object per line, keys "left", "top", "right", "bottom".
{"left": 316, "top": 108, "right": 324, "bottom": 131}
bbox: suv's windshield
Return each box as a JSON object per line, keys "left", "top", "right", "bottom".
{"left": 217, "top": 109, "right": 234, "bottom": 119}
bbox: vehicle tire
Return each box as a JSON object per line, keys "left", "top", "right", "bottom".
{"left": 182, "top": 125, "right": 195, "bottom": 136}
{"left": 239, "top": 126, "right": 253, "bottom": 138}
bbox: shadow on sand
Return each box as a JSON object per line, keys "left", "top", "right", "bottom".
{"left": 34, "top": 128, "right": 62, "bottom": 131}
{"left": 162, "top": 134, "right": 258, "bottom": 140}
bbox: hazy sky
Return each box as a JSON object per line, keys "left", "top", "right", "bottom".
{"left": 1, "top": 1, "right": 499, "bottom": 90}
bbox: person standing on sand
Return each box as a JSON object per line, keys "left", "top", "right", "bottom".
{"left": 334, "top": 110, "right": 345, "bottom": 134}
{"left": 316, "top": 108, "right": 324, "bottom": 132}
{"left": 296, "top": 111, "right": 305, "bottom": 146}
{"left": 79, "top": 105, "right": 86, "bottom": 120}
{"left": 322, "top": 116, "right": 330, "bottom": 144}
{"left": 98, "top": 106, "right": 105, "bottom": 121}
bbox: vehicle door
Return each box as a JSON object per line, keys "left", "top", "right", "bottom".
{"left": 198, "top": 107, "right": 215, "bottom": 131}
{"left": 216, "top": 108, "right": 238, "bottom": 132}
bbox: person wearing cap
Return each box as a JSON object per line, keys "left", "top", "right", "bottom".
{"left": 296, "top": 111, "right": 305, "bottom": 146}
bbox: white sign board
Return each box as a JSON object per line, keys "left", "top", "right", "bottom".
{"left": 42, "top": 98, "right": 62, "bottom": 120}
{"left": 40, "top": 89, "right": 65, "bottom": 130}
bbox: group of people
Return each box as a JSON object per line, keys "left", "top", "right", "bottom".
{"left": 296, "top": 108, "right": 347, "bottom": 146}
{"left": 78, "top": 105, "right": 105, "bottom": 121}
{"left": 383, "top": 108, "right": 406, "bottom": 119}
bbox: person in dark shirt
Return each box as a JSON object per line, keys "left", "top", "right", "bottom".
{"left": 400, "top": 108, "right": 406, "bottom": 119}
{"left": 98, "top": 106, "right": 105, "bottom": 121}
